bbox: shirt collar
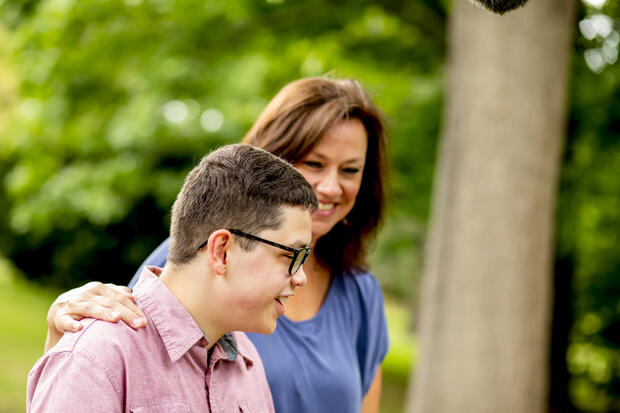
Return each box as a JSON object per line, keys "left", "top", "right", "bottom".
{"left": 133, "top": 267, "right": 253, "bottom": 367}
{"left": 134, "top": 267, "right": 205, "bottom": 362}
{"left": 211, "top": 331, "right": 255, "bottom": 369}
{"left": 217, "top": 332, "right": 238, "bottom": 361}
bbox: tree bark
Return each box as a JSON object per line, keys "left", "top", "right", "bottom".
{"left": 405, "top": 0, "right": 577, "bottom": 412}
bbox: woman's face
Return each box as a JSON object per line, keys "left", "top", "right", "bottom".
{"left": 294, "top": 119, "right": 368, "bottom": 244}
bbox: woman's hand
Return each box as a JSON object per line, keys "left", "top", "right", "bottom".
{"left": 44, "top": 282, "right": 147, "bottom": 352}
{"left": 361, "top": 366, "right": 382, "bottom": 413}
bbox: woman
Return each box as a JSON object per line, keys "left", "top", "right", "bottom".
{"left": 45, "top": 77, "right": 390, "bottom": 413}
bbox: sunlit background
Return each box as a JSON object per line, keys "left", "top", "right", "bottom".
{"left": 0, "top": 0, "right": 618, "bottom": 412}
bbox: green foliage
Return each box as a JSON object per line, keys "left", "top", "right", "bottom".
{"left": 0, "top": 0, "right": 444, "bottom": 288}
{"left": 551, "top": 3, "right": 620, "bottom": 410}
{"left": 370, "top": 213, "right": 425, "bottom": 302}
{"left": 558, "top": 56, "right": 620, "bottom": 413}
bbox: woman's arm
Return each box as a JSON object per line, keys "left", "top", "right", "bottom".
{"left": 361, "top": 366, "right": 382, "bottom": 413}
{"left": 44, "top": 282, "right": 147, "bottom": 352}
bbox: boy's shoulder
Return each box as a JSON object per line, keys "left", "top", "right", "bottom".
{"left": 60, "top": 316, "right": 140, "bottom": 343}
{"left": 27, "top": 317, "right": 146, "bottom": 410}
{"left": 47, "top": 317, "right": 147, "bottom": 365}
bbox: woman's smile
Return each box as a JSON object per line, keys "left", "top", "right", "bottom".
{"left": 295, "top": 118, "right": 368, "bottom": 241}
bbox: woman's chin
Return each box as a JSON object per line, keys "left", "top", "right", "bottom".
{"left": 311, "top": 222, "right": 337, "bottom": 241}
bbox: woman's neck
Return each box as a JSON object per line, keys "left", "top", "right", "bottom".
{"left": 284, "top": 253, "right": 332, "bottom": 321}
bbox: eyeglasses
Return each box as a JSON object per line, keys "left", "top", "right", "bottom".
{"left": 195, "top": 229, "right": 312, "bottom": 276}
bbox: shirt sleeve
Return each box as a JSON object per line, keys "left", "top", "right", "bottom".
{"left": 27, "top": 351, "right": 122, "bottom": 412}
{"left": 355, "top": 273, "right": 390, "bottom": 396}
{"left": 128, "top": 238, "right": 170, "bottom": 288}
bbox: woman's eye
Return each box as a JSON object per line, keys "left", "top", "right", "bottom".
{"left": 342, "top": 167, "right": 360, "bottom": 174}
{"left": 304, "top": 161, "right": 322, "bottom": 168}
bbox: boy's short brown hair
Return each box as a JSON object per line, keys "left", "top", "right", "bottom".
{"left": 168, "top": 143, "right": 317, "bottom": 265}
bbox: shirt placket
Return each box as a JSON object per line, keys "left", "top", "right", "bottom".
{"left": 206, "top": 345, "right": 227, "bottom": 412}
{"left": 192, "top": 338, "right": 211, "bottom": 412}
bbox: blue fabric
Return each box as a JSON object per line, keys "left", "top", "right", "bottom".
{"left": 129, "top": 238, "right": 390, "bottom": 413}
{"left": 129, "top": 238, "right": 170, "bottom": 287}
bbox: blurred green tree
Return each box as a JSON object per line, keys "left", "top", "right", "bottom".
{"left": 0, "top": 0, "right": 444, "bottom": 289}
{"left": 549, "top": 2, "right": 620, "bottom": 410}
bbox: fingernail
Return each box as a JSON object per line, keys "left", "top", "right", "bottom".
{"left": 132, "top": 319, "right": 142, "bottom": 328}
{"left": 110, "top": 311, "right": 120, "bottom": 319}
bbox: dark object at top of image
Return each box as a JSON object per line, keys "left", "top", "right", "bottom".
{"left": 473, "top": 0, "right": 530, "bottom": 14}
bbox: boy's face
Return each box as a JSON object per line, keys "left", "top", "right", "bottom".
{"left": 224, "top": 206, "right": 312, "bottom": 334}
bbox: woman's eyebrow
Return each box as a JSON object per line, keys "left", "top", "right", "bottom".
{"left": 309, "top": 152, "right": 365, "bottom": 164}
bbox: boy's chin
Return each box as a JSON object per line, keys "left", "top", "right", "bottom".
{"left": 252, "top": 321, "right": 278, "bottom": 335}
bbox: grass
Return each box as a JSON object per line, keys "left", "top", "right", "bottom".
{"left": 381, "top": 296, "right": 416, "bottom": 413}
{"left": 0, "top": 258, "right": 414, "bottom": 413}
{"left": 0, "top": 259, "right": 59, "bottom": 413}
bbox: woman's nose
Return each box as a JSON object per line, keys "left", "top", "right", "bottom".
{"left": 315, "top": 169, "right": 341, "bottom": 198}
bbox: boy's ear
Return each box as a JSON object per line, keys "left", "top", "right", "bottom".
{"left": 205, "top": 229, "right": 232, "bottom": 276}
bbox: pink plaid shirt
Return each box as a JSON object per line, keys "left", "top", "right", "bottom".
{"left": 27, "top": 267, "right": 275, "bottom": 413}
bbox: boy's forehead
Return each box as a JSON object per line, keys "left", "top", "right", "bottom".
{"left": 265, "top": 206, "right": 312, "bottom": 246}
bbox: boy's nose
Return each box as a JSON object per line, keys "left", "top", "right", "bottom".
{"left": 292, "top": 266, "right": 307, "bottom": 288}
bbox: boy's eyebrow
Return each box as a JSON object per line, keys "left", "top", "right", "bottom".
{"left": 290, "top": 240, "right": 311, "bottom": 248}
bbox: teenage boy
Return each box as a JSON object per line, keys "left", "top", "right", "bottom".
{"left": 27, "top": 143, "right": 317, "bottom": 412}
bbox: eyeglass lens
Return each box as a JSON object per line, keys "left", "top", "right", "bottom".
{"left": 291, "top": 249, "right": 309, "bottom": 275}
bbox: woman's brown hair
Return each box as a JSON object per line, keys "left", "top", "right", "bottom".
{"left": 242, "top": 77, "right": 388, "bottom": 273}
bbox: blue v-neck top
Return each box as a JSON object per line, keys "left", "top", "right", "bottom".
{"left": 129, "top": 238, "right": 390, "bottom": 413}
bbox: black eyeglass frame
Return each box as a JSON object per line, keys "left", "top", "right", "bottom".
{"left": 195, "top": 229, "right": 311, "bottom": 276}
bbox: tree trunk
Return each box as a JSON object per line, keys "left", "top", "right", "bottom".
{"left": 405, "top": 0, "right": 577, "bottom": 412}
